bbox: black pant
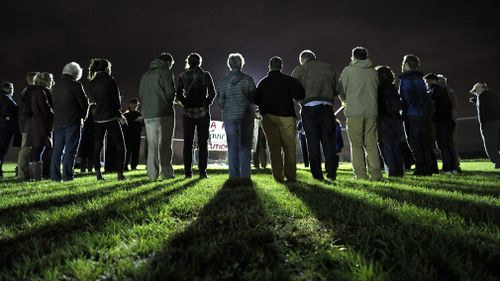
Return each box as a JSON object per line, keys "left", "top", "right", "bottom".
{"left": 93, "top": 120, "right": 126, "bottom": 174}
{"left": 435, "top": 121, "right": 458, "bottom": 172}
{"left": 183, "top": 113, "right": 209, "bottom": 176}
{"left": 405, "top": 116, "right": 435, "bottom": 174}
{"left": 0, "top": 128, "right": 14, "bottom": 175}
{"left": 379, "top": 118, "right": 404, "bottom": 174}
{"left": 301, "top": 105, "right": 337, "bottom": 179}
{"left": 299, "top": 133, "right": 309, "bottom": 167}
{"left": 125, "top": 138, "right": 140, "bottom": 170}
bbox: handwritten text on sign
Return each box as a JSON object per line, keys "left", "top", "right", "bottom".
{"left": 209, "top": 120, "right": 227, "bottom": 151}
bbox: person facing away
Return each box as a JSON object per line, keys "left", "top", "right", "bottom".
{"left": 50, "top": 62, "right": 89, "bottom": 182}
{"left": 339, "top": 46, "right": 382, "bottom": 180}
{"left": 469, "top": 83, "right": 500, "bottom": 169}
{"left": 333, "top": 118, "right": 344, "bottom": 172}
{"left": 176, "top": 53, "right": 216, "bottom": 179}
{"left": 123, "top": 98, "right": 143, "bottom": 171}
{"left": 0, "top": 82, "right": 18, "bottom": 178}
{"left": 87, "top": 58, "right": 127, "bottom": 181}
{"left": 424, "top": 73, "right": 458, "bottom": 174}
{"left": 218, "top": 53, "right": 257, "bottom": 180}
{"left": 291, "top": 49, "right": 341, "bottom": 181}
{"left": 25, "top": 72, "right": 54, "bottom": 181}
{"left": 399, "top": 54, "right": 435, "bottom": 176}
{"left": 139, "top": 53, "right": 176, "bottom": 180}
{"left": 16, "top": 72, "right": 37, "bottom": 180}
{"left": 375, "top": 65, "right": 404, "bottom": 177}
{"left": 256, "top": 56, "right": 305, "bottom": 183}
{"left": 253, "top": 110, "right": 268, "bottom": 169}
{"left": 78, "top": 103, "right": 95, "bottom": 173}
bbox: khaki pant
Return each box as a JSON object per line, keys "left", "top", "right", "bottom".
{"left": 262, "top": 114, "right": 297, "bottom": 182}
{"left": 144, "top": 115, "right": 175, "bottom": 180}
{"left": 346, "top": 117, "right": 382, "bottom": 180}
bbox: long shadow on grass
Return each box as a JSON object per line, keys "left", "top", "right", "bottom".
{"left": 147, "top": 179, "right": 287, "bottom": 281}
{"left": 0, "top": 178, "right": 197, "bottom": 267}
{"left": 389, "top": 176, "right": 500, "bottom": 197}
{"left": 284, "top": 181, "right": 500, "bottom": 281}
{"left": 355, "top": 182, "right": 500, "bottom": 226}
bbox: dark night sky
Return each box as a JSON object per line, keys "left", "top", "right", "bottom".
{"left": 1, "top": 0, "right": 499, "bottom": 129}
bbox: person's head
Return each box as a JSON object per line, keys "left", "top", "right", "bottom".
{"left": 129, "top": 98, "right": 139, "bottom": 111}
{"left": 185, "top": 53, "right": 202, "bottom": 70}
{"left": 34, "top": 72, "right": 54, "bottom": 90}
{"left": 26, "top": 72, "right": 38, "bottom": 85}
{"left": 88, "top": 58, "right": 112, "bottom": 80}
{"left": 375, "top": 66, "right": 395, "bottom": 85}
{"left": 227, "top": 53, "right": 245, "bottom": 70}
{"left": 62, "top": 61, "right": 83, "bottom": 81}
{"left": 268, "top": 56, "right": 283, "bottom": 72}
{"left": 1, "top": 82, "right": 14, "bottom": 96}
{"left": 423, "top": 73, "right": 439, "bottom": 87}
{"left": 470, "top": 82, "right": 488, "bottom": 95}
{"left": 351, "top": 46, "right": 368, "bottom": 61}
{"left": 402, "top": 54, "right": 420, "bottom": 72}
{"left": 159, "top": 52, "right": 174, "bottom": 69}
{"left": 299, "top": 50, "right": 316, "bottom": 65}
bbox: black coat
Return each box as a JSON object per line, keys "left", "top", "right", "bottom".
{"left": 89, "top": 72, "right": 122, "bottom": 122}
{"left": 176, "top": 67, "right": 216, "bottom": 108}
{"left": 255, "top": 70, "right": 305, "bottom": 117}
{"left": 429, "top": 84, "right": 453, "bottom": 124}
{"left": 378, "top": 82, "right": 402, "bottom": 120}
{"left": 52, "top": 74, "right": 89, "bottom": 127}
{"left": 25, "top": 86, "right": 53, "bottom": 147}
{"left": 477, "top": 91, "right": 500, "bottom": 124}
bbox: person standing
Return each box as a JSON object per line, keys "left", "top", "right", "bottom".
{"left": 176, "top": 53, "right": 216, "bottom": 179}
{"left": 140, "top": 53, "right": 176, "bottom": 180}
{"left": 339, "top": 47, "right": 382, "bottom": 180}
{"left": 253, "top": 110, "right": 268, "bottom": 169}
{"left": 219, "top": 53, "right": 256, "bottom": 180}
{"left": 375, "top": 66, "right": 404, "bottom": 177}
{"left": 469, "top": 83, "right": 500, "bottom": 169}
{"left": 292, "top": 50, "right": 341, "bottom": 181}
{"left": 256, "top": 56, "right": 305, "bottom": 182}
{"left": 78, "top": 103, "right": 95, "bottom": 173}
{"left": 399, "top": 54, "right": 435, "bottom": 176}
{"left": 50, "top": 62, "right": 89, "bottom": 182}
{"left": 296, "top": 120, "right": 309, "bottom": 167}
{"left": 16, "top": 72, "right": 38, "bottom": 180}
{"left": 123, "top": 98, "right": 143, "bottom": 171}
{"left": 0, "top": 82, "right": 18, "bottom": 178}
{"left": 87, "top": 58, "right": 127, "bottom": 181}
{"left": 25, "top": 73, "right": 54, "bottom": 181}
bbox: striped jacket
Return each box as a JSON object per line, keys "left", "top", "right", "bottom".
{"left": 218, "top": 69, "right": 256, "bottom": 121}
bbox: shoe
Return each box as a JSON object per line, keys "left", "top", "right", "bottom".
{"left": 200, "top": 173, "right": 209, "bottom": 179}
{"left": 117, "top": 173, "right": 127, "bottom": 181}
{"left": 185, "top": 174, "right": 193, "bottom": 179}
{"left": 451, "top": 170, "right": 460, "bottom": 175}
{"left": 96, "top": 170, "right": 105, "bottom": 181}
{"left": 444, "top": 171, "right": 453, "bottom": 175}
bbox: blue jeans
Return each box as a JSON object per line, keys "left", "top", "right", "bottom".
{"left": 50, "top": 124, "right": 81, "bottom": 181}
{"left": 224, "top": 117, "right": 254, "bottom": 179}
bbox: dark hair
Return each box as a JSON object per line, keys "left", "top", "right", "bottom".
{"left": 159, "top": 52, "right": 174, "bottom": 63}
{"left": 185, "top": 53, "right": 202, "bottom": 69}
{"left": 352, "top": 46, "right": 368, "bottom": 60}
{"left": 88, "top": 58, "right": 111, "bottom": 80}
{"left": 129, "top": 98, "right": 139, "bottom": 104}
{"left": 423, "top": 73, "right": 439, "bottom": 81}
{"left": 403, "top": 54, "right": 420, "bottom": 70}
{"left": 26, "top": 72, "right": 38, "bottom": 85}
{"left": 1, "top": 82, "right": 13, "bottom": 94}
{"left": 375, "top": 66, "right": 395, "bottom": 85}
{"left": 269, "top": 56, "right": 283, "bottom": 70}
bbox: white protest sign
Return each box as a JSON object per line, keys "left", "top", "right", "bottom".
{"left": 208, "top": 120, "right": 227, "bottom": 151}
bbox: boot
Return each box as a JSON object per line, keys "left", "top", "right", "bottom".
{"left": 28, "top": 161, "right": 43, "bottom": 181}
{"left": 95, "top": 169, "right": 105, "bottom": 181}
{"left": 117, "top": 170, "right": 127, "bottom": 181}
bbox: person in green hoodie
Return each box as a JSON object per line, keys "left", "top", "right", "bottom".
{"left": 139, "top": 53, "right": 176, "bottom": 180}
{"left": 339, "top": 47, "right": 382, "bottom": 180}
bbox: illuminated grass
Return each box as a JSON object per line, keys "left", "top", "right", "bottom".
{"left": 0, "top": 161, "right": 499, "bottom": 280}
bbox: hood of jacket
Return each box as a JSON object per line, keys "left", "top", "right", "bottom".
{"left": 349, "top": 59, "right": 373, "bottom": 68}
{"left": 229, "top": 69, "right": 246, "bottom": 85}
{"left": 149, "top": 58, "right": 168, "bottom": 69}
{"left": 398, "top": 70, "right": 424, "bottom": 80}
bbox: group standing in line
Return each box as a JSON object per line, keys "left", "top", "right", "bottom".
{"left": 1, "top": 47, "right": 499, "bottom": 183}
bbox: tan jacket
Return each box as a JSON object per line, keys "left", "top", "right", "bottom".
{"left": 291, "top": 59, "right": 341, "bottom": 105}
{"left": 339, "top": 59, "right": 379, "bottom": 118}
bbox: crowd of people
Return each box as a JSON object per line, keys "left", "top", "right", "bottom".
{"left": 0, "top": 47, "right": 499, "bottom": 182}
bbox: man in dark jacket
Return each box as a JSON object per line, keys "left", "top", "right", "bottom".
{"left": 256, "top": 56, "right": 305, "bottom": 183}
{"left": 123, "top": 98, "right": 143, "bottom": 171}
{"left": 470, "top": 83, "right": 500, "bottom": 168}
{"left": 176, "top": 53, "right": 216, "bottom": 178}
{"left": 0, "top": 82, "right": 18, "bottom": 178}
{"left": 50, "top": 62, "right": 89, "bottom": 181}
{"left": 140, "top": 53, "right": 176, "bottom": 180}
{"left": 399, "top": 54, "right": 435, "bottom": 176}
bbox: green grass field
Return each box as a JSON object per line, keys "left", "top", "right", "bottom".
{"left": 0, "top": 161, "right": 499, "bottom": 281}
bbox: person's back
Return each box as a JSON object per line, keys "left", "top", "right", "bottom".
{"left": 140, "top": 58, "right": 175, "bottom": 118}
{"left": 340, "top": 59, "right": 379, "bottom": 118}
{"left": 430, "top": 84, "right": 452, "bottom": 124}
{"left": 219, "top": 69, "right": 256, "bottom": 120}
{"left": 292, "top": 60, "right": 338, "bottom": 105}
{"left": 90, "top": 72, "right": 121, "bottom": 122}
{"left": 399, "top": 71, "right": 428, "bottom": 118}
{"left": 52, "top": 74, "right": 88, "bottom": 127}
{"left": 177, "top": 67, "right": 216, "bottom": 109}
{"left": 256, "top": 71, "right": 304, "bottom": 117}
{"left": 477, "top": 90, "right": 500, "bottom": 124}
{"left": 378, "top": 83, "right": 401, "bottom": 120}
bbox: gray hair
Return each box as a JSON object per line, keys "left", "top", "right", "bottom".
{"left": 34, "top": 72, "right": 54, "bottom": 89}
{"left": 62, "top": 62, "right": 83, "bottom": 81}
{"left": 227, "top": 53, "right": 245, "bottom": 70}
{"left": 299, "top": 50, "right": 316, "bottom": 64}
